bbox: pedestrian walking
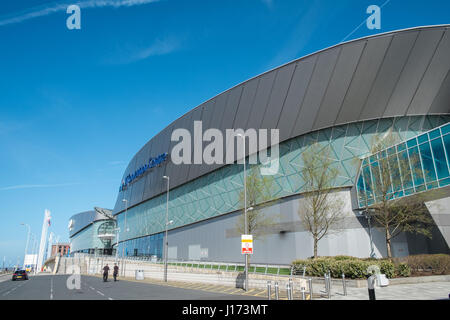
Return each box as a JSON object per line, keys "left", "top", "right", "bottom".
{"left": 103, "top": 264, "right": 110, "bottom": 282}
{"left": 113, "top": 263, "right": 119, "bottom": 282}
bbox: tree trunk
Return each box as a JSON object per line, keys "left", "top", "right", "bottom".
{"left": 313, "top": 237, "right": 318, "bottom": 259}
{"left": 385, "top": 227, "right": 392, "bottom": 258}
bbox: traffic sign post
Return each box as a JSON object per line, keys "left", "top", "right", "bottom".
{"left": 241, "top": 235, "right": 253, "bottom": 254}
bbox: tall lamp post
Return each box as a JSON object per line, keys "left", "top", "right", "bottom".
{"left": 358, "top": 209, "right": 376, "bottom": 258}
{"left": 364, "top": 210, "right": 376, "bottom": 258}
{"left": 236, "top": 133, "right": 249, "bottom": 291}
{"left": 122, "top": 199, "right": 129, "bottom": 257}
{"left": 162, "top": 175, "right": 170, "bottom": 282}
{"left": 113, "top": 227, "right": 120, "bottom": 263}
{"left": 20, "top": 223, "right": 31, "bottom": 270}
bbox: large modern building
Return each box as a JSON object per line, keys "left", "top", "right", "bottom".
{"left": 111, "top": 25, "right": 450, "bottom": 264}
{"left": 69, "top": 207, "right": 116, "bottom": 255}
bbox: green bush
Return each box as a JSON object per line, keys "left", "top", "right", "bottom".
{"left": 396, "top": 263, "right": 411, "bottom": 277}
{"left": 328, "top": 255, "right": 357, "bottom": 261}
{"left": 292, "top": 257, "right": 380, "bottom": 279}
{"left": 293, "top": 254, "right": 450, "bottom": 278}
{"left": 379, "top": 260, "right": 396, "bottom": 278}
{"left": 292, "top": 256, "right": 396, "bottom": 279}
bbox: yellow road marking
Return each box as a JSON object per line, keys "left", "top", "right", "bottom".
{"left": 229, "top": 289, "right": 245, "bottom": 294}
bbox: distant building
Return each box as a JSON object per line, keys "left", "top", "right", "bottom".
{"left": 51, "top": 243, "right": 70, "bottom": 257}
{"left": 68, "top": 207, "right": 116, "bottom": 256}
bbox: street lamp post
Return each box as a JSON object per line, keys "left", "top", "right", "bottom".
{"left": 122, "top": 199, "right": 128, "bottom": 257}
{"left": 358, "top": 209, "right": 376, "bottom": 258}
{"left": 114, "top": 228, "right": 120, "bottom": 263}
{"left": 20, "top": 223, "right": 31, "bottom": 270}
{"left": 365, "top": 210, "right": 376, "bottom": 258}
{"left": 163, "top": 175, "right": 170, "bottom": 282}
{"left": 32, "top": 233, "right": 38, "bottom": 274}
{"left": 236, "top": 133, "right": 249, "bottom": 291}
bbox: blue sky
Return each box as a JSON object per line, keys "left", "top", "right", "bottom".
{"left": 0, "top": 0, "right": 448, "bottom": 267}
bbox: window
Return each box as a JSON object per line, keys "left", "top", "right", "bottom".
{"left": 388, "top": 154, "right": 403, "bottom": 197}
{"left": 430, "top": 137, "right": 449, "bottom": 180}
{"left": 408, "top": 146, "right": 425, "bottom": 187}
{"left": 419, "top": 141, "right": 437, "bottom": 184}
{"left": 398, "top": 151, "right": 413, "bottom": 189}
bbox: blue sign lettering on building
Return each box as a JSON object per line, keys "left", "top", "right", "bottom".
{"left": 119, "top": 153, "right": 169, "bottom": 191}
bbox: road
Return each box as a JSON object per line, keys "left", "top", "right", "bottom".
{"left": 0, "top": 274, "right": 264, "bottom": 300}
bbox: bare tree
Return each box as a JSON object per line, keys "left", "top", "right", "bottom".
{"left": 359, "top": 131, "right": 434, "bottom": 258}
{"left": 235, "top": 166, "right": 277, "bottom": 240}
{"left": 298, "top": 143, "right": 345, "bottom": 259}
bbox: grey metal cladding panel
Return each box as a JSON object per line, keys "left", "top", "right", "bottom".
{"left": 359, "top": 31, "right": 419, "bottom": 120}
{"left": 194, "top": 100, "right": 216, "bottom": 178}
{"left": 335, "top": 35, "right": 392, "bottom": 126}
{"left": 114, "top": 154, "right": 138, "bottom": 213}
{"left": 312, "top": 41, "right": 365, "bottom": 130}
{"left": 245, "top": 71, "right": 276, "bottom": 131}
{"left": 141, "top": 124, "right": 173, "bottom": 201}
{"left": 188, "top": 104, "right": 209, "bottom": 180}
{"left": 201, "top": 100, "right": 216, "bottom": 130}
{"left": 197, "top": 99, "right": 220, "bottom": 177}
{"left": 291, "top": 47, "right": 341, "bottom": 137}
{"left": 220, "top": 86, "right": 243, "bottom": 131}
{"left": 153, "top": 124, "right": 175, "bottom": 196}
{"left": 162, "top": 114, "right": 191, "bottom": 191}
{"left": 384, "top": 29, "right": 445, "bottom": 117}
{"left": 203, "top": 92, "right": 229, "bottom": 173}
{"left": 143, "top": 139, "right": 161, "bottom": 201}
{"left": 220, "top": 86, "right": 244, "bottom": 164}
{"left": 128, "top": 146, "right": 149, "bottom": 206}
{"left": 277, "top": 57, "right": 317, "bottom": 142}
{"left": 232, "top": 78, "right": 259, "bottom": 130}
{"left": 187, "top": 108, "right": 203, "bottom": 181}
{"left": 211, "top": 92, "right": 230, "bottom": 132}
{"left": 408, "top": 28, "right": 450, "bottom": 115}
{"left": 429, "top": 70, "right": 450, "bottom": 114}
{"left": 260, "top": 63, "right": 296, "bottom": 130}
{"left": 139, "top": 139, "right": 154, "bottom": 203}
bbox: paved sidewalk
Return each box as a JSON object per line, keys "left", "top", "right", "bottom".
{"left": 90, "top": 274, "right": 317, "bottom": 300}
{"left": 321, "top": 281, "right": 450, "bottom": 300}
{"left": 87, "top": 274, "right": 450, "bottom": 300}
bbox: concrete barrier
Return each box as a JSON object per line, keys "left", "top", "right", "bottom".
{"left": 57, "top": 256, "right": 450, "bottom": 290}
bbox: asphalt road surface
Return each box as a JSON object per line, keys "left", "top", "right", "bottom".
{"left": 0, "top": 274, "right": 264, "bottom": 300}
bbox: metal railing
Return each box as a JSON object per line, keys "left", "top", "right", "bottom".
{"left": 165, "top": 260, "right": 293, "bottom": 276}
{"left": 72, "top": 253, "right": 293, "bottom": 276}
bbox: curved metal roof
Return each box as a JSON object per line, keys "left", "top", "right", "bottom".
{"left": 69, "top": 207, "right": 113, "bottom": 237}
{"left": 113, "top": 25, "right": 450, "bottom": 215}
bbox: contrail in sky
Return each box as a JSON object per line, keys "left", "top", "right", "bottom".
{"left": 0, "top": 0, "right": 160, "bottom": 27}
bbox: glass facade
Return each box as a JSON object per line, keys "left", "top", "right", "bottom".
{"left": 116, "top": 233, "right": 163, "bottom": 258}
{"left": 115, "top": 115, "right": 450, "bottom": 256}
{"left": 357, "top": 122, "right": 450, "bottom": 207}
{"left": 70, "top": 219, "right": 116, "bottom": 253}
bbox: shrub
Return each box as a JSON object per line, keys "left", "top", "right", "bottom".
{"left": 379, "top": 260, "right": 396, "bottom": 278}
{"left": 293, "top": 254, "right": 450, "bottom": 278}
{"left": 329, "top": 255, "right": 357, "bottom": 261}
{"left": 292, "top": 257, "right": 384, "bottom": 279}
{"left": 396, "top": 263, "right": 411, "bottom": 277}
{"left": 403, "top": 254, "right": 450, "bottom": 275}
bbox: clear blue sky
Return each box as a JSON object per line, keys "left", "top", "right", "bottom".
{"left": 0, "top": 0, "right": 448, "bottom": 267}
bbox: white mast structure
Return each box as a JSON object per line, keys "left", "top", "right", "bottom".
{"left": 37, "top": 209, "right": 51, "bottom": 272}
{"left": 47, "top": 232, "right": 55, "bottom": 260}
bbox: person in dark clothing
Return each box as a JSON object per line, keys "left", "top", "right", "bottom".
{"left": 113, "top": 264, "right": 119, "bottom": 282}
{"left": 103, "top": 264, "right": 110, "bottom": 282}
